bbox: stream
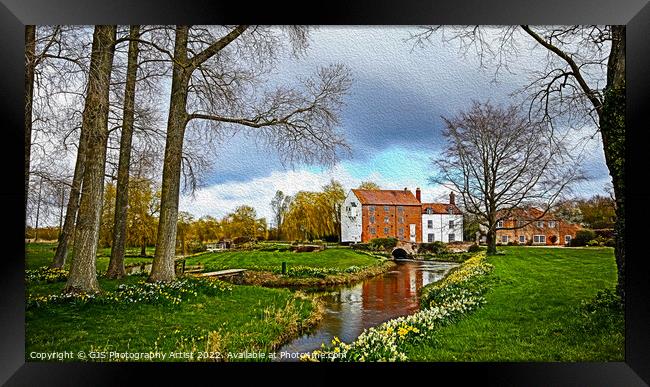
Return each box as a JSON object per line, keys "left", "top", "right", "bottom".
{"left": 275, "top": 260, "right": 458, "bottom": 361}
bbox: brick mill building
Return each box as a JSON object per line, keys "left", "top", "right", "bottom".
{"left": 341, "top": 188, "right": 464, "bottom": 244}
{"left": 494, "top": 207, "right": 581, "bottom": 246}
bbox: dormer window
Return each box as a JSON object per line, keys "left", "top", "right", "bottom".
{"left": 426, "top": 208, "right": 433, "bottom": 215}
{"left": 447, "top": 207, "right": 453, "bottom": 214}
{"left": 497, "top": 220, "right": 504, "bottom": 228}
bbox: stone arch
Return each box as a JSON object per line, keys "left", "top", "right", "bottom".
{"left": 391, "top": 247, "right": 409, "bottom": 259}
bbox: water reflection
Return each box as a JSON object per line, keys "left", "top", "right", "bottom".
{"left": 276, "top": 260, "right": 457, "bottom": 359}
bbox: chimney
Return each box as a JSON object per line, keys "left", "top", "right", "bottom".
{"left": 449, "top": 191, "right": 456, "bottom": 205}
{"left": 404, "top": 187, "right": 408, "bottom": 191}
{"left": 416, "top": 188, "right": 421, "bottom": 202}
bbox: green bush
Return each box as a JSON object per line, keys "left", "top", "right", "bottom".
{"left": 418, "top": 241, "right": 448, "bottom": 254}
{"left": 467, "top": 243, "right": 481, "bottom": 253}
{"left": 351, "top": 243, "right": 371, "bottom": 251}
{"left": 368, "top": 238, "right": 398, "bottom": 251}
{"left": 571, "top": 230, "right": 596, "bottom": 247}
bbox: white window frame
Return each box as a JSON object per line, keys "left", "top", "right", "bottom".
{"left": 384, "top": 216, "right": 390, "bottom": 223}
{"left": 565, "top": 235, "right": 572, "bottom": 244}
{"left": 501, "top": 235, "right": 509, "bottom": 243}
{"left": 370, "top": 227, "right": 376, "bottom": 235}
{"left": 536, "top": 221, "right": 544, "bottom": 228}
{"left": 449, "top": 220, "right": 455, "bottom": 228}
{"left": 427, "top": 220, "right": 433, "bottom": 229}
{"left": 519, "top": 235, "right": 525, "bottom": 243}
{"left": 497, "top": 220, "right": 504, "bottom": 228}
{"left": 533, "top": 235, "right": 546, "bottom": 244}
{"left": 427, "top": 233, "right": 434, "bottom": 242}
{"left": 548, "top": 221, "right": 556, "bottom": 228}
{"left": 448, "top": 233, "right": 455, "bottom": 242}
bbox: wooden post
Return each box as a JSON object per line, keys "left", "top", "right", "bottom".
{"left": 281, "top": 261, "right": 287, "bottom": 275}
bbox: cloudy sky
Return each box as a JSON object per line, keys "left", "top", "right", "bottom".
{"left": 178, "top": 26, "right": 611, "bottom": 224}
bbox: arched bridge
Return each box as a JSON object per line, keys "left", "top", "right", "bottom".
{"left": 391, "top": 241, "right": 418, "bottom": 259}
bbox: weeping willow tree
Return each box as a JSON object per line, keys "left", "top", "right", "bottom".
{"left": 282, "top": 181, "right": 345, "bottom": 241}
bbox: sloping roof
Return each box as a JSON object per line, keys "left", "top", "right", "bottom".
{"left": 421, "top": 203, "right": 463, "bottom": 215}
{"left": 351, "top": 189, "right": 421, "bottom": 206}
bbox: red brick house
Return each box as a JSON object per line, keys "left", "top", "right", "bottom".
{"left": 341, "top": 188, "right": 422, "bottom": 243}
{"left": 495, "top": 207, "right": 581, "bottom": 246}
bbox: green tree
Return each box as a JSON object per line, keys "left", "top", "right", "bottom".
{"left": 358, "top": 181, "right": 380, "bottom": 190}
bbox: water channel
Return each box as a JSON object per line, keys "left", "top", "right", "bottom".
{"left": 276, "top": 260, "right": 458, "bottom": 360}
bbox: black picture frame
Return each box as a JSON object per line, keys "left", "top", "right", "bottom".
{"left": 1, "top": 0, "right": 649, "bottom": 385}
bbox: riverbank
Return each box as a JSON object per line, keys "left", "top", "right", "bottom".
{"left": 186, "top": 248, "right": 395, "bottom": 288}
{"left": 309, "top": 246, "right": 623, "bottom": 362}
{"left": 25, "top": 244, "right": 325, "bottom": 361}
{"left": 308, "top": 251, "right": 492, "bottom": 361}
{"left": 403, "top": 246, "right": 623, "bottom": 361}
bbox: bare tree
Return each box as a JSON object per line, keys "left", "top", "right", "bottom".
{"left": 432, "top": 101, "right": 581, "bottom": 254}
{"left": 63, "top": 25, "right": 117, "bottom": 293}
{"left": 411, "top": 24, "right": 626, "bottom": 301}
{"left": 270, "top": 190, "right": 291, "bottom": 240}
{"left": 148, "top": 26, "right": 352, "bottom": 282}
{"left": 106, "top": 25, "right": 141, "bottom": 279}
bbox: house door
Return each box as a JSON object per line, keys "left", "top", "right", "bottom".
{"left": 409, "top": 224, "right": 416, "bottom": 242}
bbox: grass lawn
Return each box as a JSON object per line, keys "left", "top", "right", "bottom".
{"left": 26, "top": 243, "right": 154, "bottom": 272}
{"left": 185, "top": 247, "right": 381, "bottom": 272}
{"left": 403, "top": 246, "right": 623, "bottom": 361}
{"left": 26, "top": 276, "right": 316, "bottom": 360}
{"left": 25, "top": 243, "right": 321, "bottom": 361}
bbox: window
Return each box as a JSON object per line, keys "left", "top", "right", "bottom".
{"left": 519, "top": 235, "right": 525, "bottom": 243}
{"left": 536, "top": 221, "right": 544, "bottom": 228}
{"left": 428, "top": 234, "right": 434, "bottom": 242}
{"left": 497, "top": 220, "right": 504, "bottom": 228}
{"left": 369, "top": 206, "right": 375, "bottom": 212}
{"left": 426, "top": 208, "right": 433, "bottom": 215}
{"left": 533, "top": 235, "right": 546, "bottom": 244}
{"left": 350, "top": 202, "right": 357, "bottom": 207}
{"left": 370, "top": 227, "right": 376, "bottom": 235}
{"left": 399, "top": 227, "right": 404, "bottom": 236}
{"left": 427, "top": 220, "right": 433, "bottom": 229}
{"left": 548, "top": 221, "right": 556, "bottom": 228}
{"left": 384, "top": 216, "right": 390, "bottom": 223}
{"left": 448, "top": 233, "right": 455, "bottom": 242}
{"left": 501, "top": 235, "right": 509, "bottom": 243}
{"left": 565, "top": 235, "right": 572, "bottom": 244}
{"left": 398, "top": 216, "right": 404, "bottom": 223}
{"left": 369, "top": 215, "right": 375, "bottom": 223}
{"left": 517, "top": 220, "right": 525, "bottom": 227}
{"left": 449, "top": 220, "right": 455, "bottom": 228}
{"left": 384, "top": 227, "right": 389, "bottom": 234}
{"left": 384, "top": 205, "right": 390, "bottom": 212}
{"left": 448, "top": 207, "right": 453, "bottom": 214}
{"left": 397, "top": 206, "right": 404, "bottom": 213}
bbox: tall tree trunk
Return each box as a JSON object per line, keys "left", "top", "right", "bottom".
{"left": 486, "top": 228, "right": 496, "bottom": 255}
{"left": 25, "top": 26, "right": 35, "bottom": 216}
{"left": 34, "top": 176, "right": 43, "bottom": 241}
{"left": 50, "top": 128, "right": 87, "bottom": 268}
{"left": 140, "top": 239, "right": 147, "bottom": 257}
{"left": 600, "top": 25, "right": 625, "bottom": 303}
{"left": 107, "top": 25, "right": 141, "bottom": 279}
{"left": 148, "top": 25, "right": 247, "bottom": 282}
{"left": 149, "top": 26, "right": 190, "bottom": 282}
{"left": 64, "top": 25, "right": 117, "bottom": 294}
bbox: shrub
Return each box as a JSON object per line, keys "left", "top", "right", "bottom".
{"left": 571, "top": 230, "right": 596, "bottom": 247}
{"left": 507, "top": 240, "right": 519, "bottom": 246}
{"left": 467, "top": 243, "right": 481, "bottom": 253}
{"left": 549, "top": 235, "right": 558, "bottom": 244}
{"left": 186, "top": 241, "right": 206, "bottom": 254}
{"left": 368, "top": 238, "right": 398, "bottom": 251}
{"left": 418, "top": 241, "right": 448, "bottom": 254}
{"left": 351, "top": 243, "right": 371, "bottom": 251}
{"left": 586, "top": 239, "right": 600, "bottom": 247}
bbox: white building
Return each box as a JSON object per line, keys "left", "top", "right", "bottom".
{"left": 341, "top": 189, "right": 363, "bottom": 243}
{"left": 421, "top": 192, "right": 464, "bottom": 243}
